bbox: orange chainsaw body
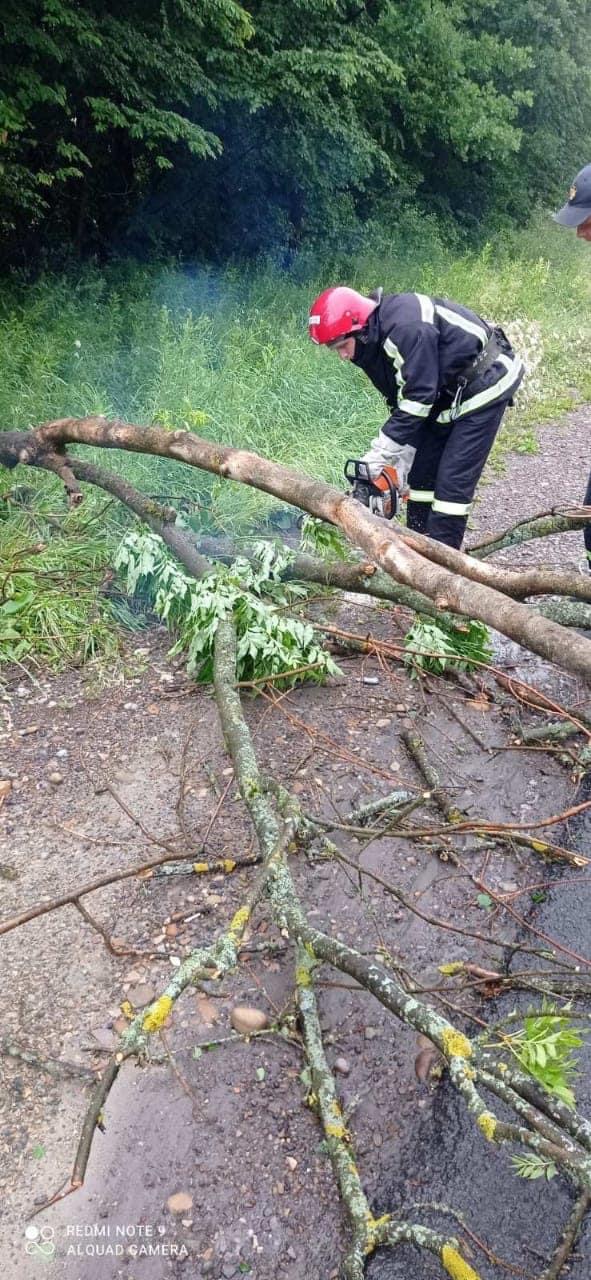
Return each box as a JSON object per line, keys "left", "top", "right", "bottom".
{"left": 344, "top": 459, "right": 401, "bottom": 520}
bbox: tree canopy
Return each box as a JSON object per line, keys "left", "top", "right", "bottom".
{"left": 1, "top": 0, "right": 590, "bottom": 264}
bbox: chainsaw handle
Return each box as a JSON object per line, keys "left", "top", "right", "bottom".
{"left": 344, "top": 458, "right": 372, "bottom": 485}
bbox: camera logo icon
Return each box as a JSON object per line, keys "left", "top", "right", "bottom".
{"left": 24, "top": 1224, "right": 56, "bottom": 1260}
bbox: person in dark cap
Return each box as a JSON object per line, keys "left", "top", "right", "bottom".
{"left": 554, "top": 165, "right": 591, "bottom": 571}
{"left": 553, "top": 163, "right": 591, "bottom": 240}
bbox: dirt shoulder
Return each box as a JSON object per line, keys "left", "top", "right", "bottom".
{"left": 468, "top": 404, "right": 591, "bottom": 569}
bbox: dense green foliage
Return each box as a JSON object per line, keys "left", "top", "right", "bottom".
{"left": 115, "top": 529, "right": 339, "bottom": 684}
{"left": 0, "top": 0, "right": 252, "bottom": 262}
{"left": 403, "top": 616, "right": 493, "bottom": 676}
{"left": 2, "top": 1, "right": 591, "bottom": 264}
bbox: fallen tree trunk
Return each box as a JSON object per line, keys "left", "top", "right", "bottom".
{"left": 66, "top": 459, "right": 591, "bottom": 632}
{"left": 66, "top": 458, "right": 591, "bottom": 633}
{"left": 3, "top": 417, "right": 591, "bottom": 682}
{"left": 4, "top": 418, "right": 591, "bottom": 599}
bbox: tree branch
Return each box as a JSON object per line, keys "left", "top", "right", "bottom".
{"left": 470, "top": 508, "right": 591, "bottom": 560}
{"left": 3, "top": 417, "right": 591, "bottom": 681}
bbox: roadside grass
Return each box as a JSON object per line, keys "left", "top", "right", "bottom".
{"left": 0, "top": 212, "right": 589, "bottom": 668}
{"left": 0, "top": 499, "right": 120, "bottom": 673}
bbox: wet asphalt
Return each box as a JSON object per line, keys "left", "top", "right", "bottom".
{"left": 369, "top": 779, "right": 591, "bottom": 1280}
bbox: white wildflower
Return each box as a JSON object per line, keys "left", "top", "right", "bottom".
{"left": 502, "top": 317, "right": 544, "bottom": 410}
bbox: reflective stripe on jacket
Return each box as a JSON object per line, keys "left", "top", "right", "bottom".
{"left": 351, "top": 290, "right": 524, "bottom": 447}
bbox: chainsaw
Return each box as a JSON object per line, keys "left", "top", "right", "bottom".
{"left": 344, "top": 459, "right": 401, "bottom": 520}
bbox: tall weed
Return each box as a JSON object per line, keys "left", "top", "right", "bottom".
{"left": 0, "top": 215, "right": 589, "bottom": 667}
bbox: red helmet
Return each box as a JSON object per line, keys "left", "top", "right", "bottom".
{"left": 308, "top": 286, "right": 377, "bottom": 345}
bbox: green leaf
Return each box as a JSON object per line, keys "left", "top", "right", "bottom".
{"left": 1, "top": 591, "right": 35, "bottom": 614}
{"left": 403, "top": 615, "right": 492, "bottom": 677}
{"left": 511, "top": 1152, "right": 557, "bottom": 1181}
{"left": 503, "top": 1000, "right": 587, "bottom": 1109}
{"left": 476, "top": 893, "right": 493, "bottom": 910}
{"left": 299, "top": 516, "right": 350, "bottom": 562}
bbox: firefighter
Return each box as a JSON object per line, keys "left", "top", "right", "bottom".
{"left": 308, "top": 286, "right": 524, "bottom": 550}
{"left": 553, "top": 163, "right": 591, "bottom": 571}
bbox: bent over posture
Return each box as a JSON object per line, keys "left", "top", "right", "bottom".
{"left": 308, "top": 286, "right": 524, "bottom": 549}
{"left": 553, "top": 163, "right": 591, "bottom": 572}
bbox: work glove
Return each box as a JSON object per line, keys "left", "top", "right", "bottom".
{"left": 360, "top": 430, "right": 415, "bottom": 493}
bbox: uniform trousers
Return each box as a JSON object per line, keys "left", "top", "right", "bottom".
{"left": 405, "top": 399, "right": 509, "bottom": 549}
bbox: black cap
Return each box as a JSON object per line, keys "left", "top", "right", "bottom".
{"left": 554, "top": 164, "right": 591, "bottom": 227}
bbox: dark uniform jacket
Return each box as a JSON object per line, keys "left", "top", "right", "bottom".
{"left": 352, "top": 289, "right": 523, "bottom": 447}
